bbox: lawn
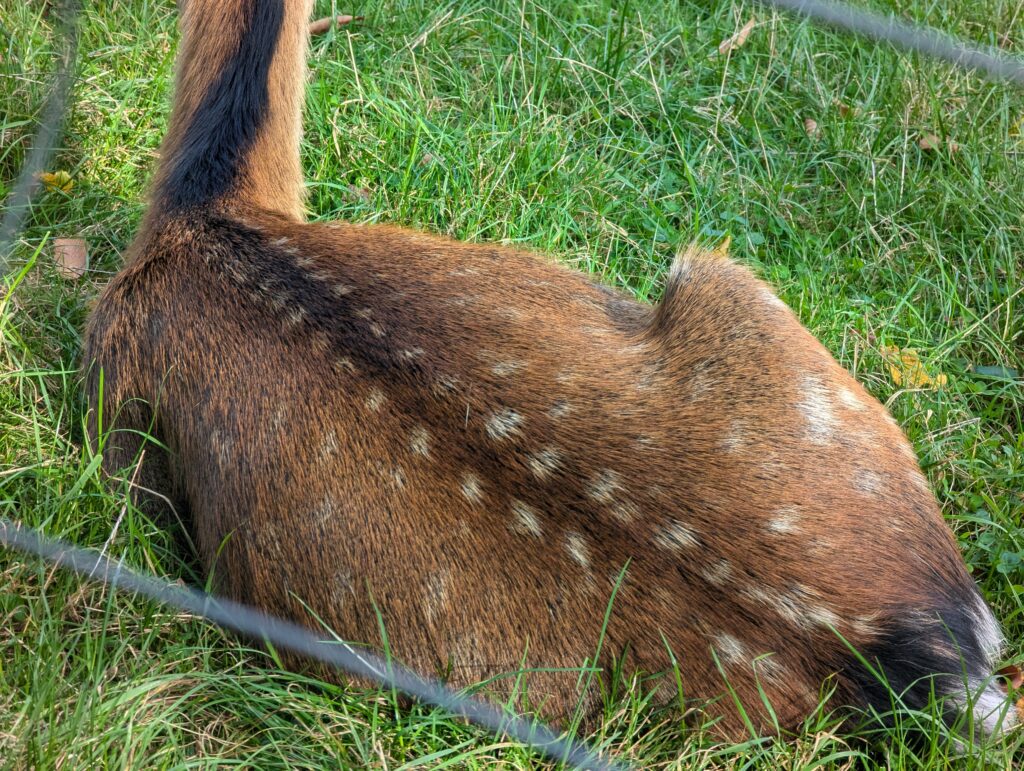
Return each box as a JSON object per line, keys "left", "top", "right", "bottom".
{"left": 1, "top": 0, "right": 1022, "bottom": 767}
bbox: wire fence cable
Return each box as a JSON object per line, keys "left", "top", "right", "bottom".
{"left": 758, "top": 0, "right": 1024, "bottom": 86}
{"left": 0, "top": 517, "right": 623, "bottom": 771}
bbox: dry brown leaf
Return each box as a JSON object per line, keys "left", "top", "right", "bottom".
{"left": 919, "top": 134, "right": 959, "bottom": 153}
{"left": 833, "top": 99, "right": 855, "bottom": 118}
{"left": 803, "top": 118, "right": 819, "bottom": 137}
{"left": 53, "top": 237, "right": 88, "bottom": 279}
{"left": 347, "top": 184, "right": 371, "bottom": 202}
{"left": 719, "top": 18, "right": 756, "bottom": 55}
{"left": 309, "top": 15, "right": 356, "bottom": 35}
{"left": 998, "top": 664, "right": 1024, "bottom": 691}
{"left": 39, "top": 170, "right": 73, "bottom": 193}
{"left": 880, "top": 345, "right": 947, "bottom": 389}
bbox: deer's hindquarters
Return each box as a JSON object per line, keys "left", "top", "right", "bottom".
{"left": 82, "top": 0, "right": 1012, "bottom": 743}
{"left": 84, "top": 221, "right": 1013, "bottom": 738}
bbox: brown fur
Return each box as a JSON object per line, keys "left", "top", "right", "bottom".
{"left": 83, "top": 0, "right": 1011, "bottom": 740}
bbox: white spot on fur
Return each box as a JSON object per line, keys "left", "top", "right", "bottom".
{"left": 742, "top": 585, "right": 805, "bottom": 628}
{"left": 852, "top": 468, "right": 884, "bottom": 495}
{"left": 720, "top": 420, "right": 748, "bottom": 453}
{"left": 527, "top": 448, "right": 562, "bottom": 480}
{"left": 548, "top": 400, "right": 571, "bottom": 419}
{"left": 837, "top": 386, "right": 868, "bottom": 412}
{"left": 611, "top": 500, "right": 640, "bottom": 524}
{"left": 433, "top": 374, "right": 461, "bottom": 398}
{"left": 742, "top": 585, "right": 839, "bottom": 632}
{"left": 496, "top": 306, "right": 525, "bottom": 321}
{"left": 287, "top": 308, "right": 307, "bottom": 328}
{"left": 654, "top": 520, "right": 699, "bottom": 551}
{"left": 634, "top": 434, "right": 656, "bottom": 450}
{"left": 805, "top": 603, "right": 841, "bottom": 629}
{"left": 587, "top": 470, "right": 622, "bottom": 503}
{"left": 460, "top": 473, "right": 483, "bottom": 504}
{"left": 310, "top": 271, "right": 333, "bottom": 282}
{"left": 293, "top": 253, "right": 311, "bottom": 264}
{"left": 365, "top": 387, "right": 386, "bottom": 412}
{"left": 693, "top": 370, "right": 717, "bottom": 404}
{"left": 369, "top": 322, "right": 386, "bottom": 338}
{"left": 320, "top": 430, "right": 339, "bottom": 459}
{"left": 701, "top": 559, "right": 733, "bottom": 586}
{"left": 424, "top": 570, "right": 451, "bottom": 623}
{"left": 312, "top": 495, "right": 339, "bottom": 524}
{"left": 334, "top": 357, "right": 356, "bottom": 374}
{"left": 796, "top": 375, "right": 839, "bottom": 445}
{"left": 332, "top": 283, "right": 354, "bottom": 297}
{"left": 409, "top": 426, "right": 431, "bottom": 457}
{"left": 510, "top": 499, "right": 542, "bottom": 537}
{"left": 753, "top": 654, "right": 787, "bottom": 686}
{"left": 391, "top": 466, "right": 406, "bottom": 488}
{"left": 565, "top": 532, "right": 591, "bottom": 568}
{"left": 712, "top": 633, "right": 747, "bottom": 665}
{"left": 271, "top": 236, "right": 289, "bottom": 246}
{"left": 355, "top": 307, "right": 372, "bottom": 319}
{"left": 400, "top": 347, "right": 424, "bottom": 362}
{"left": 768, "top": 506, "right": 800, "bottom": 534}
{"left": 491, "top": 361, "right": 525, "bottom": 377}
{"left": 486, "top": 408, "right": 524, "bottom": 440}
{"left": 209, "top": 428, "right": 233, "bottom": 467}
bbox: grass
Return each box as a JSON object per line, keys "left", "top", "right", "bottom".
{"left": 1, "top": 0, "right": 1023, "bottom": 766}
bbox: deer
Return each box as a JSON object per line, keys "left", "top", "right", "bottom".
{"left": 82, "top": 0, "right": 1016, "bottom": 743}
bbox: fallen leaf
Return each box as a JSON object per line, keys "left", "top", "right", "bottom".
{"left": 834, "top": 99, "right": 855, "bottom": 118}
{"left": 53, "top": 237, "right": 88, "bottom": 279}
{"left": 719, "top": 18, "right": 756, "bottom": 55}
{"left": 309, "top": 14, "right": 356, "bottom": 35}
{"left": 347, "top": 184, "right": 371, "bottom": 202}
{"left": 880, "top": 345, "right": 947, "bottom": 389}
{"left": 919, "top": 134, "right": 959, "bottom": 153}
{"left": 39, "top": 170, "right": 73, "bottom": 193}
{"left": 998, "top": 664, "right": 1024, "bottom": 691}
{"left": 803, "top": 118, "right": 819, "bottom": 137}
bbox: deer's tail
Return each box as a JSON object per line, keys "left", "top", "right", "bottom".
{"left": 149, "top": 0, "right": 311, "bottom": 220}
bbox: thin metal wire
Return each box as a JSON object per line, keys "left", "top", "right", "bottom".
{"left": 757, "top": 0, "right": 1024, "bottom": 86}
{"left": 0, "top": 517, "right": 624, "bottom": 771}
{"left": 0, "top": 0, "right": 82, "bottom": 275}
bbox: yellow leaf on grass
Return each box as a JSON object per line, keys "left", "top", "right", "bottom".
{"left": 39, "top": 170, "right": 73, "bottom": 193}
{"left": 880, "top": 345, "right": 947, "bottom": 389}
{"left": 719, "top": 18, "right": 756, "bottom": 55}
{"left": 710, "top": 234, "right": 731, "bottom": 259}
